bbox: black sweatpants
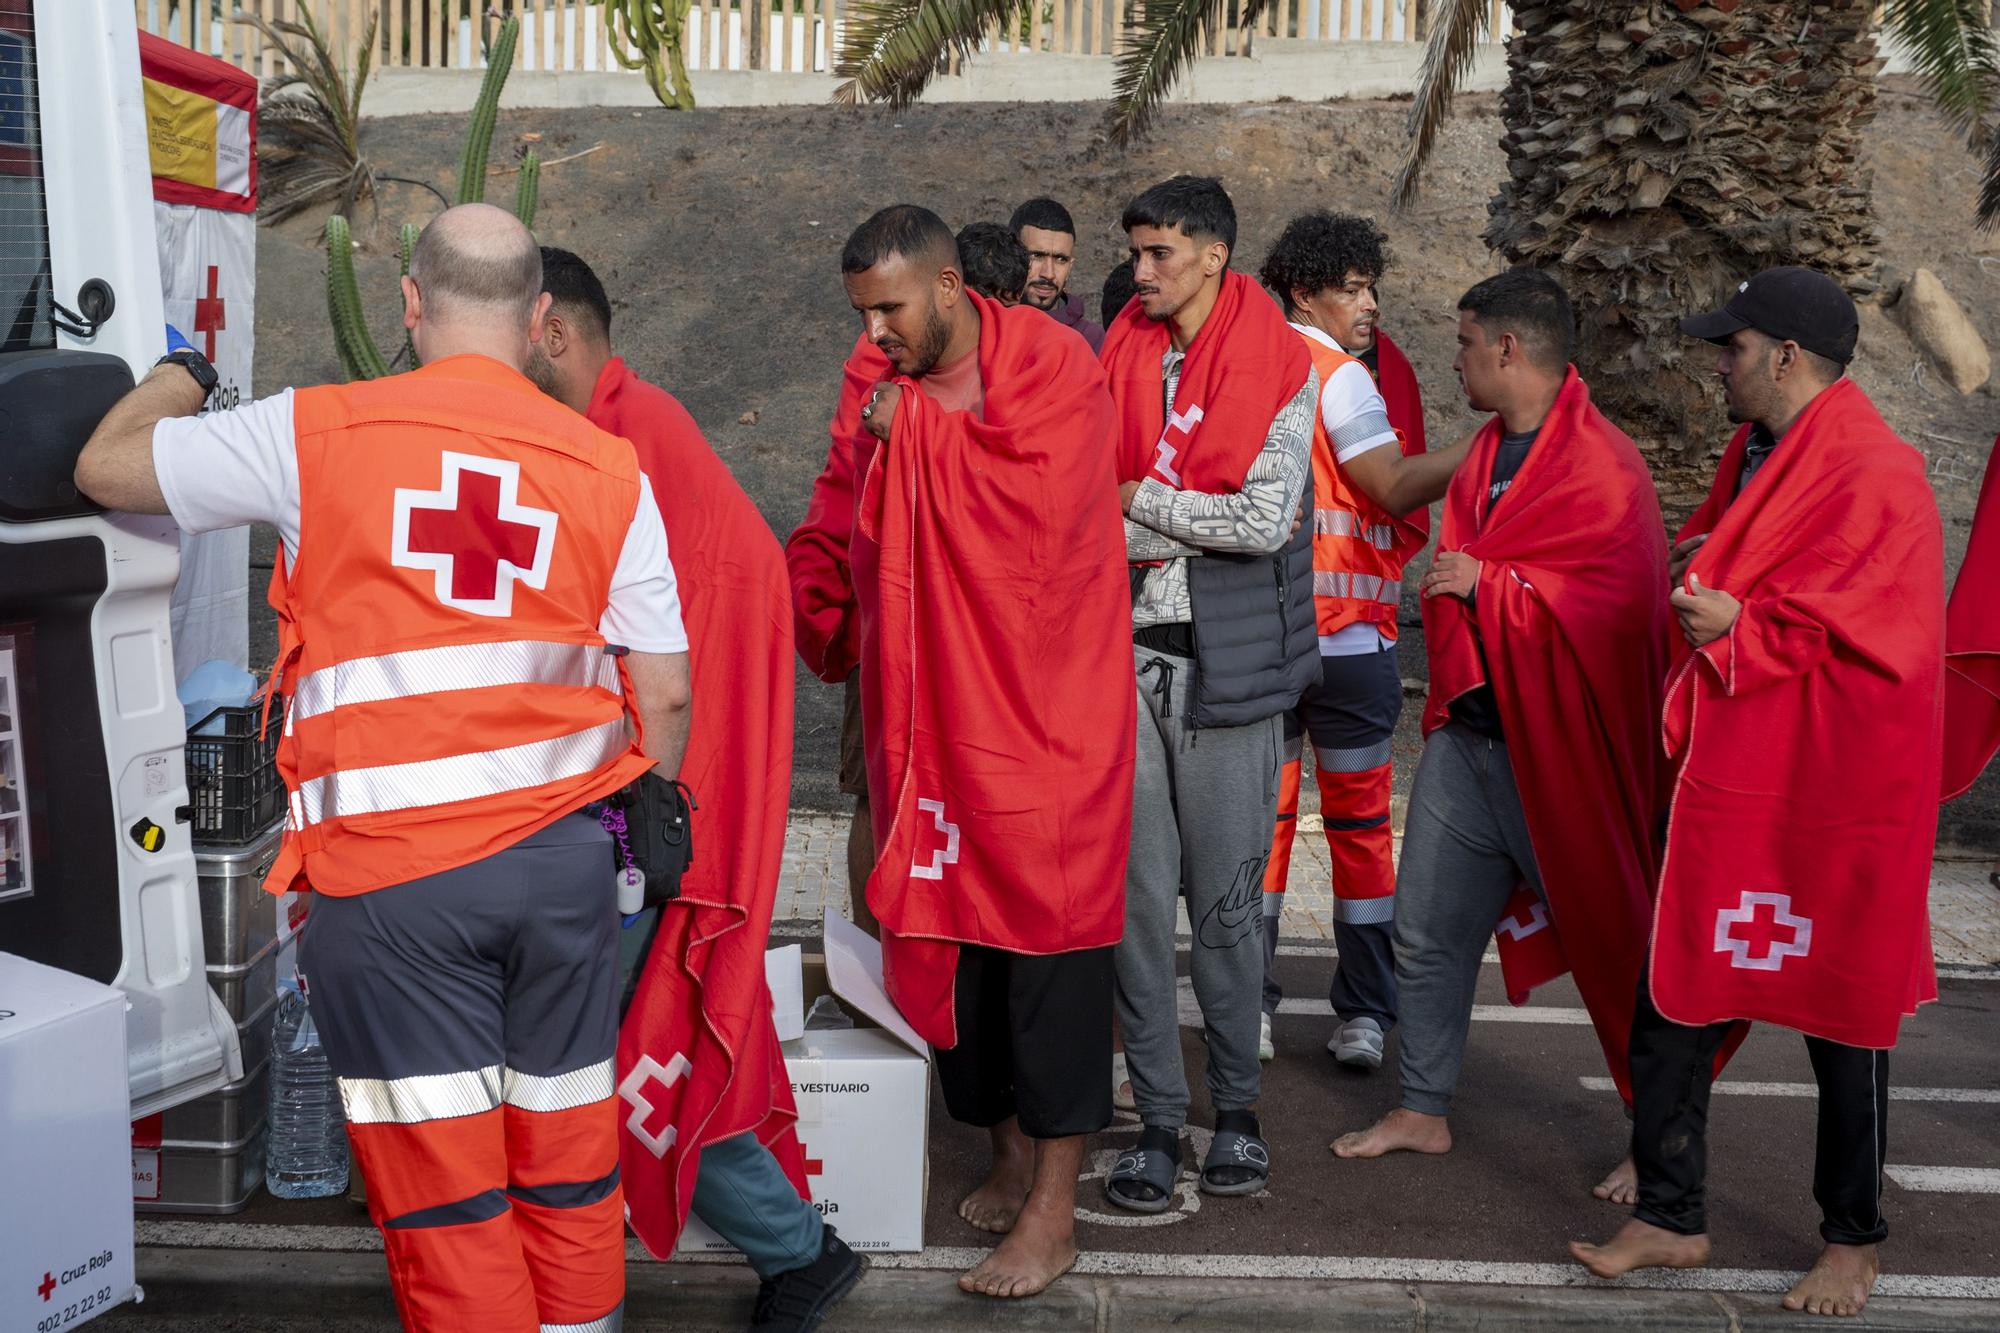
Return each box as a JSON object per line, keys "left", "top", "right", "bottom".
{"left": 1630, "top": 976, "right": 1889, "bottom": 1246}
{"left": 933, "top": 943, "right": 1115, "bottom": 1139}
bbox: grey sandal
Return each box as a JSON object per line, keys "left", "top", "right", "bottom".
{"left": 1200, "top": 1126, "right": 1270, "bottom": 1196}
{"left": 1106, "top": 1131, "right": 1181, "bottom": 1214}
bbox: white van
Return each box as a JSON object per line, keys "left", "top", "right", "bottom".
{"left": 0, "top": 0, "right": 240, "bottom": 1117}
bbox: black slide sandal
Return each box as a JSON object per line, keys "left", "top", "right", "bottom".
{"left": 1106, "top": 1126, "right": 1181, "bottom": 1213}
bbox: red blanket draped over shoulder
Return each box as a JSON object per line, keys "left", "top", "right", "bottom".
{"left": 852, "top": 295, "right": 1135, "bottom": 1049}
{"left": 1943, "top": 434, "right": 2000, "bottom": 801}
{"left": 1422, "top": 369, "right": 1668, "bottom": 1101}
{"left": 1654, "top": 379, "right": 1944, "bottom": 1048}
{"left": 786, "top": 335, "right": 889, "bottom": 682}
{"left": 1375, "top": 328, "right": 1430, "bottom": 546}
{"left": 590, "top": 358, "right": 809, "bottom": 1258}
{"left": 1101, "top": 269, "right": 1310, "bottom": 490}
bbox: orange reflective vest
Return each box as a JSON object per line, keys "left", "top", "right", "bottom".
{"left": 1299, "top": 333, "right": 1426, "bottom": 640}
{"left": 262, "top": 355, "right": 655, "bottom": 897}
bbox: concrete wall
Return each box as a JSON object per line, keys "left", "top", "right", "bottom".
{"left": 362, "top": 41, "right": 1510, "bottom": 117}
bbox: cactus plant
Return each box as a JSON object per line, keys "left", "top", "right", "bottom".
{"left": 601, "top": 0, "right": 697, "bottom": 111}
{"left": 324, "top": 17, "right": 543, "bottom": 381}
{"left": 513, "top": 155, "right": 540, "bottom": 230}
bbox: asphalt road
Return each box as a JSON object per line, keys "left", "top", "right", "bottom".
{"left": 110, "top": 945, "right": 2000, "bottom": 1330}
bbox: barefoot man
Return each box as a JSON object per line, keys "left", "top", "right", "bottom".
{"left": 1333, "top": 270, "right": 1669, "bottom": 1205}
{"left": 836, "top": 205, "right": 1134, "bottom": 1298}
{"left": 1573, "top": 267, "right": 1945, "bottom": 1320}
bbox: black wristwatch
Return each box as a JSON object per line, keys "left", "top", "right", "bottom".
{"left": 156, "top": 348, "right": 219, "bottom": 404}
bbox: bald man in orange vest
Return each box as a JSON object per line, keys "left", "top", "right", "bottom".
{"left": 78, "top": 203, "right": 691, "bottom": 1333}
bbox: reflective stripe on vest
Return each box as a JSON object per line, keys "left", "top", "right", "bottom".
{"left": 289, "top": 639, "right": 620, "bottom": 731}
{"left": 1312, "top": 571, "right": 1402, "bottom": 605}
{"left": 291, "top": 718, "right": 630, "bottom": 828}
{"left": 1313, "top": 509, "right": 1397, "bottom": 551}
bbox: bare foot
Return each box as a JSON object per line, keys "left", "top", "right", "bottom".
{"left": 1331, "top": 1107, "right": 1452, "bottom": 1159}
{"left": 1592, "top": 1155, "right": 1638, "bottom": 1205}
{"left": 958, "top": 1122, "right": 1034, "bottom": 1234}
{"left": 1781, "top": 1243, "right": 1880, "bottom": 1317}
{"left": 1568, "top": 1217, "right": 1711, "bottom": 1278}
{"left": 957, "top": 1204, "right": 1078, "bottom": 1298}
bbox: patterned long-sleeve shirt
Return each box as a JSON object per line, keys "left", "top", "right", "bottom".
{"left": 1126, "top": 351, "right": 1318, "bottom": 629}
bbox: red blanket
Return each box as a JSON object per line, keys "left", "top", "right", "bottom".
{"left": 1422, "top": 369, "right": 1667, "bottom": 1101}
{"left": 1655, "top": 379, "right": 1944, "bottom": 1048}
{"left": 785, "top": 334, "right": 889, "bottom": 683}
{"left": 1944, "top": 434, "right": 2000, "bottom": 801}
{"left": 1374, "top": 328, "right": 1430, "bottom": 552}
{"left": 591, "top": 359, "right": 809, "bottom": 1257}
{"left": 852, "top": 295, "right": 1135, "bottom": 1048}
{"left": 1101, "top": 270, "right": 1310, "bottom": 491}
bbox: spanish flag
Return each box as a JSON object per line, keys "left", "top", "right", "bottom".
{"left": 138, "top": 33, "right": 256, "bottom": 214}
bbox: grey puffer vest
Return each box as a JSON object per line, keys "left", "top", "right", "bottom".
{"left": 1183, "top": 487, "right": 1318, "bottom": 728}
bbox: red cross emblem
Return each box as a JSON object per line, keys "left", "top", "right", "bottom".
{"left": 37, "top": 1272, "right": 55, "bottom": 1302}
{"left": 616, "top": 1052, "right": 692, "bottom": 1158}
{"left": 392, "top": 452, "right": 558, "bottom": 616}
{"left": 193, "top": 265, "right": 226, "bottom": 360}
{"left": 1150, "top": 403, "right": 1205, "bottom": 487}
{"left": 803, "top": 1152, "right": 824, "bottom": 1179}
{"left": 909, "top": 797, "right": 961, "bottom": 881}
{"left": 1714, "top": 890, "right": 1813, "bottom": 972}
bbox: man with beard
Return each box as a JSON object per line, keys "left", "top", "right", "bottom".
{"left": 1100, "top": 175, "right": 1318, "bottom": 1211}
{"left": 825, "top": 204, "right": 1133, "bottom": 1298}
{"left": 1254, "top": 211, "right": 1465, "bottom": 1070}
{"left": 1012, "top": 196, "right": 1104, "bottom": 351}
{"left": 1573, "top": 267, "right": 1945, "bottom": 1321}
{"left": 1332, "top": 270, "right": 1669, "bottom": 1215}
{"left": 526, "top": 247, "right": 863, "bottom": 1332}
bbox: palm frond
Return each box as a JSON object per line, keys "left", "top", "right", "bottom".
{"left": 832, "top": 0, "right": 1024, "bottom": 107}
{"left": 235, "top": 9, "right": 375, "bottom": 225}
{"left": 1980, "top": 121, "right": 2000, "bottom": 228}
{"left": 1105, "top": 0, "right": 1259, "bottom": 147}
{"left": 1880, "top": 0, "right": 2000, "bottom": 135}
{"left": 1390, "top": 0, "right": 1492, "bottom": 209}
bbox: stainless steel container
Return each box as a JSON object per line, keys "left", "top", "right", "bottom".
{"left": 159, "top": 1058, "right": 269, "bottom": 1147}
{"left": 234, "top": 988, "right": 280, "bottom": 1080}
{"left": 207, "top": 934, "right": 279, "bottom": 1023}
{"left": 135, "top": 1122, "right": 268, "bottom": 1215}
{"left": 194, "top": 820, "right": 282, "bottom": 970}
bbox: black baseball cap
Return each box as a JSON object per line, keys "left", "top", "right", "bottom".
{"left": 1679, "top": 266, "right": 1858, "bottom": 365}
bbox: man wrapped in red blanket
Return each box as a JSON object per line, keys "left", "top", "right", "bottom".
{"left": 1331, "top": 269, "right": 1668, "bottom": 1213}
{"left": 528, "top": 249, "right": 863, "bottom": 1327}
{"left": 1943, "top": 435, "right": 2000, "bottom": 801}
{"left": 1574, "top": 268, "right": 1945, "bottom": 1322}
{"left": 836, "top": 206, "right": 1133, "bottom": 1301}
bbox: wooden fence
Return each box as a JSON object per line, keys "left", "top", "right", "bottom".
{"left": 136, "top": 0, "right": 1504, "bottom": 80}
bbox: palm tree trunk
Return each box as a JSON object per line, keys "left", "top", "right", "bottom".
{"left": 1486, "top": 1, "right": 1882, "bottom": 488}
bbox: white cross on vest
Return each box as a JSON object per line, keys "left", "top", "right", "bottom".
{"left": 391, "top": 452, "right": 559, "bottom": 617}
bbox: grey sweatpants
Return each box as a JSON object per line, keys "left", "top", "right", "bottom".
{"left": 1392, "top": 721, "right": 1546, "bottom": 1117}
{"left": 1116, "top": 644, "right": 1282, "bottom": 1131}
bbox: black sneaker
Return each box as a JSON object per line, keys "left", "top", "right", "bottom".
{"left": 750, "top": 1226, "right": 866, "bottom": 1332}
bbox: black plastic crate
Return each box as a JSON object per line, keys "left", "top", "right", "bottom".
{"left": 185, "top": 702, "right": 284, "bottom": 847}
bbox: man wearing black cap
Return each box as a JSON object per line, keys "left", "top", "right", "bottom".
{"left": 1572, "top": 267, "right": 1946, "bottom": 1321}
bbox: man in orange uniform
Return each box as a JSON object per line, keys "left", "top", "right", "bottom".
{"left": 1254, "top": 212, "right": 1468, "bottom": 1069}
{"left": 527, "top": 247, "right": 865, "bottom": 1332}
{"left": 78, "top": 204, "right": 691, "bottom": 1333}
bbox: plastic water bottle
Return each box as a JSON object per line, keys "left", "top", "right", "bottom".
{"left": 265, "top": 977, "right": 350, "bottom": 1199}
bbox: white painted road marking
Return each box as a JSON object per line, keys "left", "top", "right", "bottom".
{"left": 1579, "top": 1076, "right": 2000, "bottom": 1104}
{"left": 134, "top": 1222, "right": 2000, "bottom": 1299}
{"left": 1187, "top": 977, "right": 1588, "bottom": 1026}
{"left": 1886, "top": 1166, "right": 2000, "bottom": 1193}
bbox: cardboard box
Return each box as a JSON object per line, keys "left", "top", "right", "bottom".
{"left": 0, "top": 954, "right": 139, "bottom": 1330}
{"left": 680, "top": 911, "right": 930, "bottom": 1253}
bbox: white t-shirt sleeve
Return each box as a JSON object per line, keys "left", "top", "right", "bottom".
{"left": 599, "top": 473, "right": 689, "bottom": 654}
{"left": 152, "top": 388, "right": 302, "bottom": 560}
{"left": 1320, "top": 361, "right": 1399, "bottom": 465}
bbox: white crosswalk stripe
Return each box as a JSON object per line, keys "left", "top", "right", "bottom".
{"left": 1579, "top": 1076, "right": 2000, "bottom": 1103}
{"left": 1884, "top": 1166, "right": 2000, "bottom": 1193}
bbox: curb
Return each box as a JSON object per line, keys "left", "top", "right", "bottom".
{"left": 113, "top": 1246, "right": 2000, "bottom": 1331}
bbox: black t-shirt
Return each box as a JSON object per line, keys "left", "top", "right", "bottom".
{"left": 1449, "top": 428, "right": 1539, "bottom": 740}
{"left": 1736, "top": 422, "right": 1778, "bottom": 495}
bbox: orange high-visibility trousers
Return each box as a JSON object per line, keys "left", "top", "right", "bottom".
{"left": 1263, "top": 647, "right": 1402, "bottom": 1024}
{"left": 300, "top": 814, "right": 626, "bottom": 1333}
